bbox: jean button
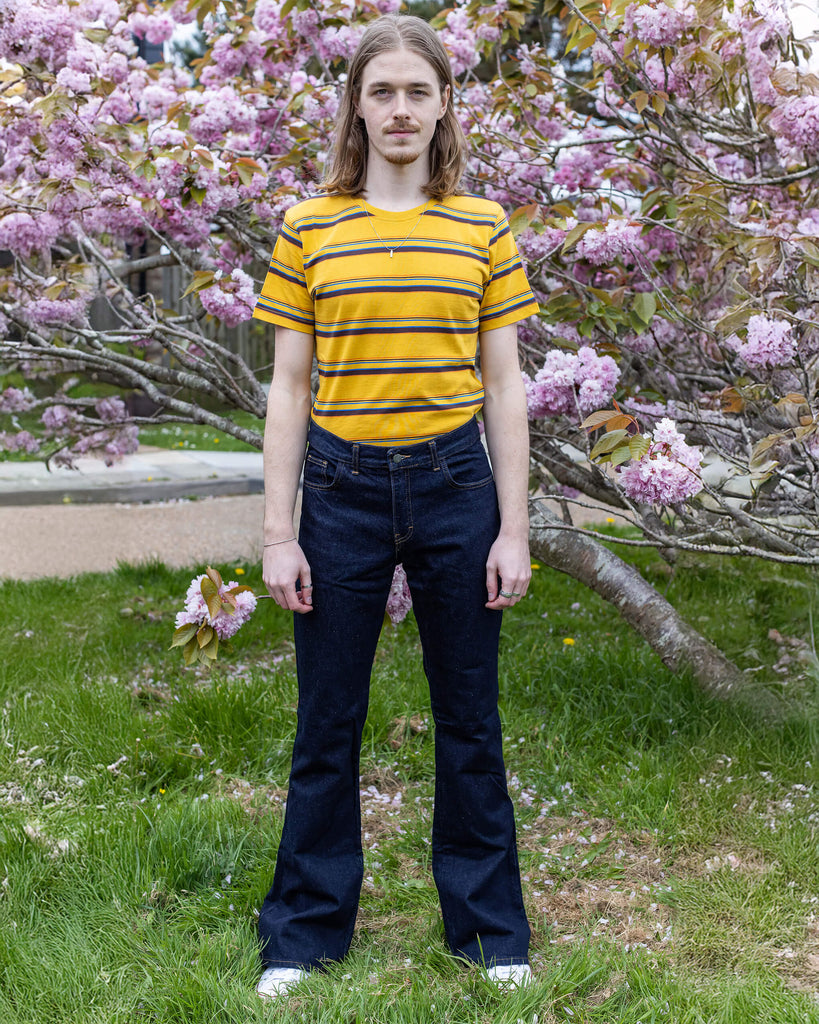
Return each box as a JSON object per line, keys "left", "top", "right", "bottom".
{"left": 392, "top": 453, "right": 404, "bottom": 464}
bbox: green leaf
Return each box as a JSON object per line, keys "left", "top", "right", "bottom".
{"left": 628, "top": 435, "right": 651, "bottom": 461}
{"left": 632, "top": 90, "right": 650, "bottom": 114}
{"left": 181, "top": 270, "right": 216, "bottom": 299}
{"left": 508, "top": 203, "right": 539, "bottom": 237}
{"left": 632, "top": 291, "right": 657, "bottom": 325}
{"left": 189, "top": 185, "right": 207, "bottom": 205}
{"left": 610, "top": 445, "right": 632, "bottom": 467}
{"left": 205, "top": 566, "right": 224, "bottom": 589}
{"left": 561, "top": 222, "right": 592, "bottom": 254}
{"left": 170, "top": 623, "right": 199, "bottom": 649}
{"left": 200, "top": 577, "right": 222, "bottom": 620}
{"left": 564, "top": 25, "right": 597, "bottom": 55}
{"left": 590, "top": 428, "right": 629, "bottom": 459}
{"left": 182, "top": 637, "right": 199, "bottom": 666}
{"left": 202, "top": 631, "right": 219, "bottom": 661}
{"left": 197, "top": 623, "right": 214, "bottom": 648}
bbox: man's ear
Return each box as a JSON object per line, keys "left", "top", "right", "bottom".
{"left": 439, "top": 83, "right": 451, "bottom": 119}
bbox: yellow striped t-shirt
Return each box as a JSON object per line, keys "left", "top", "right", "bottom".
{"left": 253, "top": 192, "right": 539, "bottom": 445}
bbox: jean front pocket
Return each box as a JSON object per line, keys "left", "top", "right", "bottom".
{"left": 303, "top": 450, "right": 344, "bottom": 490}
{"left": 439, "top": 440, "right": 494, "bottom": 490}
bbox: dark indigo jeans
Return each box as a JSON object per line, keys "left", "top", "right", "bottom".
{"left": 258, "top": 417, "right": 530, "bottom": 970}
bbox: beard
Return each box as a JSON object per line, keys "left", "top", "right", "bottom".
{"left": 384, "top": 148, "right": 420, "bottom": 166}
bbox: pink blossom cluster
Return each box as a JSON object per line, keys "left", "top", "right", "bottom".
{"left": 441, "top": 6, "right": 480, "bottom": 76}
{"left": 0, "top": 387, "right": 35, "bottom": 414}
{"left": 68, "top": 424, "right": 139, "bottom": 466}
{"left": 726, "top": 314, "right": 795, "bottom": 370}
{"left": 386, "top": 564, "right": 412, "bottom": 625}
{"left": 727, "top": 1, "right": 789, "bottom": 106}
{"left": 618, "top": 418, "right": 703, "bottom": 505}
{"left": 26, "top": 296, "right": 90, "bottom": 329}
{"left": 575, "top": 220, "right": 644, "bottom": 266}
{"left": 623, "top": 1, "right": 691, "bottom": 48}
{"left": 552, "top": 142, "right": 613, "bottom": 191}
{"left": 0, "top": 212, "right": 61, "bottom": 259}
{"left": 128, "top": 8, "right": 175, "bottom": 45}
{"left": 0, "top": 430, "right": 40, "bottom": 454}
{"left": 175, "top": 574, "right": 258, "bottom": 641}
{"left": 95, "top": 396, "right": 128, "bottom": 423}
{"left": 770, "top": 95, "right": 819, "bottom": 155}
{"left": 199, "top": 270, "right": 256, "bottom": 328}
{"left": 524, "top": 347, "right": 620, "bottom": 420}
{"left": 41, "top": 404, "right": 76, "bottom": 433}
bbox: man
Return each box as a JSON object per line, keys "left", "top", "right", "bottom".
{"left": 252, "top": 12, "right": 539, "bottom": 1000}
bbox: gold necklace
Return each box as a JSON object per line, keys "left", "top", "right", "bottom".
{"left": 360, "top": 202, "right": 430, "bottom": 258}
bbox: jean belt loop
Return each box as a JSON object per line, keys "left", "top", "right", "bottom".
{"left": 351, "top": 443, "right": 360, "bottom": 475}
{"left": 428, "top": 439, "right": 440, "bottom": 471}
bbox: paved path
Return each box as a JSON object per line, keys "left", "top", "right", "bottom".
{"left": 0, "top": 448, "right": 267, "bottom": 581}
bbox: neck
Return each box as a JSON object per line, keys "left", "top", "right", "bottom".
{"left": 361, "top": 153, "right": 431, "bottom": 211}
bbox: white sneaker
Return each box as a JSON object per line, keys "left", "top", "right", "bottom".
{"left": 486, "top": 963, "right": 533, "bottom": 988}
{"left": 256, "top": 966, "right": 307, "bottom": 999}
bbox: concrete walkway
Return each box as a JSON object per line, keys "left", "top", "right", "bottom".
{"left": 0, "top": 447, "right": 264, "bottom": 505}
{"left": 0, "top": 448, "right": 267, "bottom": 581}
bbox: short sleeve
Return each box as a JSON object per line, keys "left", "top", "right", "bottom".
{"left": 479, "top": 213, "right": 540, "bottom": 330}
{"left": 252, "top": 211, "right": 315, "bottom": 333}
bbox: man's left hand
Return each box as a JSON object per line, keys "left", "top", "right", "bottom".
{"left": 485, "top": 532, "right": 531, "bottom": 609}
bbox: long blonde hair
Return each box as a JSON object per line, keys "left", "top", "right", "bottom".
{"left": 321, "top": 14, "right": 468, "bottom": 201}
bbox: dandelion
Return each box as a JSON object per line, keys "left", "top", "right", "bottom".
{"left": 234, "top": 567, "right": 246, "bottom": 575}
{"left": 563, "top": 637, "right": 575, "bottom": 646}
{"left": 531, "top": 562, "right": 541, "bottom": 570}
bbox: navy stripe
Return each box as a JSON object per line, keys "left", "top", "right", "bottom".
{"left": 315, "top": 397, "right": 483, "bottom": 416}
{"left": 318, "top": 363, "right": 474, "bottom": 378}
{"left": 294, "top": 209, "right": 367, "bottom": 232}
{"left": 481, "top": 295, "right": 537, "bottom": 320}
{"left": 427, "top": 208, "right": 496, "bottom": 227}
{"left": 307, "top": 244, "right": 490, "bottom": 267}
{"left": 315, "top": 327, "right": 471, "bottom": 341}
{"left": 315, "top": 284, "right": 479, "bottom": 301}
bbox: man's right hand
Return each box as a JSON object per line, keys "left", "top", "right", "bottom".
{"left": 263, "top": 539, "right": 313, "bottom": 613}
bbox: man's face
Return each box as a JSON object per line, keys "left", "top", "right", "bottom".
{"left": 355, "top": 48, "right": 450, "bottom": 170}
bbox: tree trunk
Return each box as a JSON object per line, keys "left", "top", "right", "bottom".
{"left": 528, "top": 503, "right": 786, "bottom": 722}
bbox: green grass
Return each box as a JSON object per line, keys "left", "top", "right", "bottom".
{"left": 136, "top": 410, "right": 264, "bottom": 452}
{"left": 1, "top": 552, "right": 819, "bottom": 1022}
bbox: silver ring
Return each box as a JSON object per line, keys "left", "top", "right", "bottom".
{"left": 500, "top": 590, "right": 521, "bottom": 598}
{"left": 300, "top": 583, "right": 313, "bottom": 590}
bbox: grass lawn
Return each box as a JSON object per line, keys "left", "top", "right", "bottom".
{"left": 1, "top": 546, "right": 818, "bottom": 1023}
{"left": 136, "top": 411, "right": 264, "bottom": 453}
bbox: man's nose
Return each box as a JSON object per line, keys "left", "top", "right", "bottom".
{"left": 392, "top": 90, "right": 410, "bottom": 117}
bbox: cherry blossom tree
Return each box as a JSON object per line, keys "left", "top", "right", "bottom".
{"left": 1, "top": 0, "right": 817, "bottom": 714}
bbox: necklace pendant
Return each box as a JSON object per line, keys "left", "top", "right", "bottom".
{"left": 389, "top": 249, "right": 394, "bottom": 258}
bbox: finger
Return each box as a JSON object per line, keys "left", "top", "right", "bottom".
{"left": 297, "top": 572, "right": 313, "bottom": 607}
{"left": 485, "top": 563, "right": 499, "bottom": 604}
{"left": 487, "top": 579, "right": 524, "bottom": 609}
